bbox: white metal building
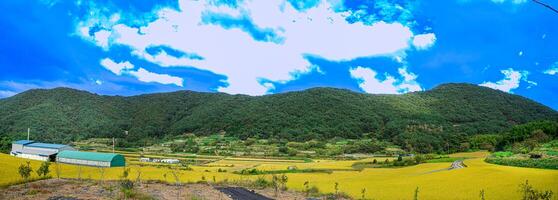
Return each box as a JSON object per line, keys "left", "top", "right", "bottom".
{"left": 10, "top": 140, "right": 75, "bottom": 161}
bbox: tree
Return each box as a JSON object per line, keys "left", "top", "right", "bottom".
{"left": 303, "top": 181, "right": 310, "bottom": 197}
{"left": 55, "top": 162, "right": 61, "bottom": 179}
{"left": 99, "top": 167, "right": 106, "bottom": 185}
{"left": 121, "top": 167, "right": 130, "bottom": 180}
{"left": 0, "top": 137, "right": 11, "bottom": 153}
{"left": 279, "top": 174, "right": 288, "bottom": 191}
{"left": 272, "top": 175, "right": 280, "bottom": 197}
{"left": 278, "top": 146, "right": 289, "bottom": 154}
{"left": 36, "top": 161, "right": 51, "bottom": 177}
{"left": 519, "top": 180, "right": 553, "bottom": 200}
{"left": 334, "top": 182, "right": 339, "bottom": 198}
{"left": 135, "top": 166, "right": 142, "bottom": 185}
{"left": 18, "top": 161, "right": 33, "bottom": 184}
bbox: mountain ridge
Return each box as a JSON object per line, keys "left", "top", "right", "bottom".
{"left": 0, "top": 83, "right": 556, "bottom": 152}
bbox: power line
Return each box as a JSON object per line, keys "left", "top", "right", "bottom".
{"left": 532, "top": 0, "right": 558, "bottom": 14}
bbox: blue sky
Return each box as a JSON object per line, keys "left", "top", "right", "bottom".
{"left": 0, "top": 0, "right": 557, "bottom": 109}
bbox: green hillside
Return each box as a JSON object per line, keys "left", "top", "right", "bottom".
{"left": 0, "top": 83, "right": 556, "bottom": 152}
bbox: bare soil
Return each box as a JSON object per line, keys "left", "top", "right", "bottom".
{"left": 0, "top": 179, "right": 229, "bottom": 200}
{"left": 0, "top": 179, "right": 315, "bottom": 200}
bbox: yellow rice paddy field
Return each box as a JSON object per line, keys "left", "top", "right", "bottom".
{"left": 1, "top": 152, "right": 557, "bottom": 200}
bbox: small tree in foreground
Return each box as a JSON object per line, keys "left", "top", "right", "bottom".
{"left": 99, "top": 167, "right": 106, "bottom": 186}
{"left": 414, "top": 187, "right": 420, "bottom": 200}
{"left": 334, "top": 182, "right": 339, "bottom": 198}
{"left": 18, "top": 161, "right": 33, "bottom": 184}
{"left": 519, "top": 180, "right": 553, "bottom": 200}
{"left": 55, "top": 162, "right": 61, "bottom": 179}
{"left": 36, "top": 161, "right": 51, "bottom": 178}
{"left": 279, "top": 174, "right": 288, "bottom": 191}
{"left": 272, "top": 175, "right": 279, "bottom": 197}
{"left": 303, "top": 181, "right": 310, "bottom": 197}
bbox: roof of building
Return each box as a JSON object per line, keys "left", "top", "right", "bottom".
{"left": 12, "top": 148, "right": 57, "bottom": 156}
{"left": 13, "top": 140, "right": 34, "bottom": 145}
{"left": 25, "top": 142, "right": 70, "bottom": 149}
{"left": 57, "top": 150, "right": 124, "bottom": 162}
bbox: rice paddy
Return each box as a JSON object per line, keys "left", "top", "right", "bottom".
{"left": 1, "top": 152, "right": 557, "bottom": 199}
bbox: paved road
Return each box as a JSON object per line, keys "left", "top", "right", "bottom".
{"left": 449, "top": 160, "right": 466, "bottom": 170}
{"left": 423, "top": 160, "right": 466, "bottom": 174}
{"left": 216, "top": 187, "right": 274, "bottom": 200}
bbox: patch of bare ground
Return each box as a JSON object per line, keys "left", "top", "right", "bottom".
{"left": 0, "top": 179, "right": 336, "bottom": 200}
{"left": 0, "top": 179, "right": 232, "bottom": 200}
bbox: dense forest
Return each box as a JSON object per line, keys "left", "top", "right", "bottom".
{"left": 0, "top": 83, "right": 556, "bottom": 153}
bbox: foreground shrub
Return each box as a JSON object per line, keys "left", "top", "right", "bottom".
{"left": 519, "top": 180, "right": 553, "bottom": 200}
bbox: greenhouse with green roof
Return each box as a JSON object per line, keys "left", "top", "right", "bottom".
{"left": 56, "top": 150, "right": 125, "bottom": 167}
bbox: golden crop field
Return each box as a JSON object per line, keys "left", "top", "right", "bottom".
{"left": 1, "top": 152, "right": 557, "bottom": 200}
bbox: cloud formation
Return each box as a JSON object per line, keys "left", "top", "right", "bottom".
{"left": 544, "top": 62, "right": 558, "bottom": 75}
{"left": 491, "top": 0, "right": 527, "bottom": 4}
{"left": 100, "top": 58, "right": 183, "bottom": 87}
{"left": 479, "top": 68, "right": 534, "bottom": 93}
{"left": 349, "top": 66, "right": 422, "bottom": 94}
{"left": 0, "top": 90, "right": 16, "bottom": 98}
{"left": 77, "top": 0, "right": 433, "bottom": 95}
{"left": 412, "top": 33, "right": 437, "bottom": 50}
{"left": 128, "top": 68, "right": 184, "bottom": 87}
{"left": 100, "top": 58, "right": 134, "bottom": 75}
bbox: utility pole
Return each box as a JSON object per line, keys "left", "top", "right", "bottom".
{"left": 27, "top": 128, "right": 30, "bottom": 140}
{"left": 112, "top": 137, "right": 115, "bottom": 153}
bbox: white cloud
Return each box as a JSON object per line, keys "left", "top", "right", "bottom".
{"left": 95, "top": 80, "right": 103, "bottom": 85}
{"left": 491, "top": 0, "right": 527, "bottom": 4}
{"left": 100, "top": 58, "right": 183, "bottom": 87}
{"left": 78, "top": 0, "right": 434, "bottom": 95}
{"left": 100, "top": 58, "right": 134, "bottom": 75}
{"left": 0, "top": 90, "right": 16, "bottom": 98}
{"left": 479, "top": 68, "right": 533, "bottom": 93}
{"left": 128, "top": 68, "right": 184, "bottom": 87}
{"left": 412, "top": 33, "right": 436, "bottom": 50}
{"left": 544, "top": 62, "right": 558, "bottom": 75}
{"left": 349, "top": 66, "right": 422, "bottom": 94}
{"left": 93, "top": 30, "right": 112, "bottom": 49}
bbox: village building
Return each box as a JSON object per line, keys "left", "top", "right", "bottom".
{"left": 10, "top": 140, "right": 75, "bottom": 161}
{"left": 56, "top": 150, "right": 125, "bottom": 167}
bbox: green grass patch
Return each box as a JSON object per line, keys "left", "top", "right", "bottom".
{"left": 485, "top": 157, "right": 558, "bottom": 170}
{"left": 234, "top": 168, "right": 358, "bottom": 175}
{"left": 492, "top": 151, "right": 513, "bottom": 158}
{"left": 546, "top": 151, "right": 558, "bottom": 156}
{"left": 425, "top": 157, "right": 467, "bottom": 163}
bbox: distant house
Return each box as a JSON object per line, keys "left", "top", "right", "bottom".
{"left": 57, "top": 150, "right": 125, "bottom": 167}
{"left": 161, "top": 159, "right": 180, "bottom": 164}
{"left": 10, "top": 140, "right": 75, "bottom": 161}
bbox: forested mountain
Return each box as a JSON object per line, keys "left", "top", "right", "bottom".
{"left": 0, "top": 83, "right": 556, "bottom": 152}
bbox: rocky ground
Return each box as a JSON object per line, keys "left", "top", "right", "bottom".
{"left": 0, "top": 179, "right": 312, "bottom": 200}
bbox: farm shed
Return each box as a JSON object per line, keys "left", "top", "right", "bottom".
{"left": 57, "top": 150, "right": 125, "bottom": 167}
{"left": 10, "top": 140, "right": 75, "bottom": 161}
